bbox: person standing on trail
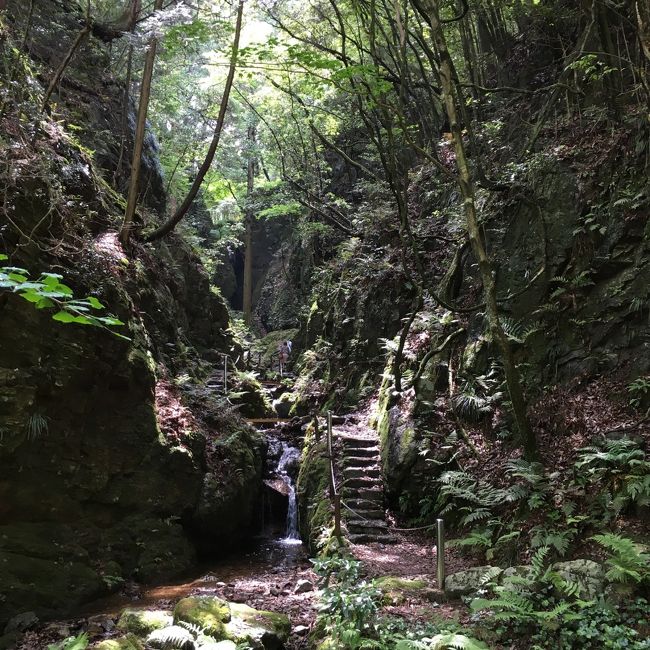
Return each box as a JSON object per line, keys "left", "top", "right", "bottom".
{"left": 278, "top": 340, "right": 290, "bottom": 376}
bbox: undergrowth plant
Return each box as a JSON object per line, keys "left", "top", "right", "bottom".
{"left": 312, "top": 555, "right": 486, "bottom": 650}
{"left": 0, "top": 255, "right": 128, "bottom": 338}
{"left": 574, "top": 437, "right": 650, "bottom": 516}
{"left": 47, "top": 634, "right": 88, "bottom": 650}
{"left": 592, "top": 533, "right": 650, "bottom": 585}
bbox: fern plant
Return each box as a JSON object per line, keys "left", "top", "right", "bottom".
{"left": 574, "top": 438, "right": 650, "bottom": 514}
{"left": 592, "top": 533, "right": 650, "bottom": 584}
{"left": 470, "top": 547, "right": 589, "bottom": 640}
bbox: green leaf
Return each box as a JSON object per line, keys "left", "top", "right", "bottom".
{"left": 87, "top": 296, "right": 104, "bottom": 310}
{"left": 8, "top": 273, "right": 30, "bottom": 283}
{"left": 2, "top": 266, "right": 29, "bottom": 274}
{"left": 20, "top": 291, "right": 45, "bottom": 304}
{"left": 52, "top": 311, "right": 76, "bottom": 323}
{"left": 0, "top": 254, "right": 7, "bottom": 260}
{"left": 36, "top": 297, "right": 55, "bottom": 309}
{"left": 96, "top": 316, "right": 125, "bottom": 326}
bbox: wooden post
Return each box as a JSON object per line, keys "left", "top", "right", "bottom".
{"left": 327, "top": 411, "right": 334, "bottom": 498}
{"left": 437, "top": 518, "right": 445, "bottom": 589}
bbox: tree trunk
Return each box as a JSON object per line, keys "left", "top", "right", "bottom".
{"left": 420, "top": 0, "right": 537, "bottom": 460}
{"left": 242, "top": 126, "right": 256, "bottom": 325}
{"left": 118, "top": 0, "right": 163, "bottom": 246}
{"left": 145, "top": 0, "right": 244, "bottom": 242}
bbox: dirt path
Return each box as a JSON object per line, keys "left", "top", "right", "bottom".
{"left": 349, "top": 528, "right": 474, "bottom": 626}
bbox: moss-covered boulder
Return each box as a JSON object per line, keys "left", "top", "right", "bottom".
{"left": 146, "top": 625, "right": 194, "bottom": 649}
{"left": 445, "top": 566, "right": 502, "bottom": 598}
{"left": 375, "top": 577, "right": 435, "bottom": 605}
{"left": 93, "top": 634, "right": 144, "bottom": 650}
{"left": 552, "top": 559, "right": 605, "bottom": 600}
{"left": 116, "top": 608, "right": 172, "bottom": 636}
{"left": 173, "top": 596, "right": 231, "bottom": 638}
{"left": 225, "top": 603, "right": 290, "bottom": 650}
{"left": 193, "top": 426, "right": 264, "bottom": 549}
{"left": 296, "top": 437, "right": 331, "bottom": 552}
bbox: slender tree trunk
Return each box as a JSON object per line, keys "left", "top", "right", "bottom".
{"left": 119, "top": 0, "right": 163, "bottom": 246}
{"left": 421, "top": 0, "right": 537, "bottom": 460}
{"left": 242, "top": 124, "right": 256, "bottom": 325}
{"left": 114, "top": 45, "right": 134, "bottom": 189}
{"left": 145, "top": 0, "right": 244, "bottom": 242}
{"left": 41, "top": 1, "right": 92, "bottom": 112}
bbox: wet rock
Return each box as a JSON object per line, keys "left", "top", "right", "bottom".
{"left": 173, "top": 596, "right": 231, "bottom": 638}
{"left": 117, "top": 608, "right": 173, "bottom": 635}
{"left": 293, "top": 625, "right": 309, "bottom": 636}
{"left": 147, "top": 625, "right": 194, "bottom": 649}
{"left": 444, "top": 566, "right": 502, "bottom": 598}
{"left": 3, "top": 611, "right": 38, "bottom": 634}
{"left": 294, "top": 579, "right": 314, "bottom": 594}
{"left": 225, "top": 602, "right": 290, "bottom": 650}
{"left": 87, "top": 614, "right": 116, "bottom": 635}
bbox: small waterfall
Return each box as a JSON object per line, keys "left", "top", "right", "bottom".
{"left": 277, "top": 444, "right": 302, "bottom": 544}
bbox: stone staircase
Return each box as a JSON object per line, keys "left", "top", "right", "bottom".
{"left": 340, "top": 434, "right": 397, "bottom": 544}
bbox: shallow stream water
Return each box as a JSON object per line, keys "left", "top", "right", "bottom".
{"left": 81, "top": 535, "right": 308, "bottom": 617}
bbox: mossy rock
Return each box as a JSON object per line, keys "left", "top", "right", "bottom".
{"left": 254, "top": 329, "right": 299, "bottom": 370}
{"left": 444, "top": 566, "right": 502, "bottom": 598}
{"left": 116, "top": 608, "right": 173, "bottom": 635}
{"left": 225, "top": 603, "right": 290, "bottom": 650}
{"left": 552, "top": 559, "right": 604, "bottom": 600}
{"left": 296, "top": 440, "right": 331, "bottom": 552}
{"left": 375, "top": 576, "right": 434, "bottom": 605}
{"left": 93, "top": 634, "right": 144, "bottom": 650}
{"left": 146, "top": 625, "right": 194, "bottom": 649}
{"left": 173, "top": 596, "right": 231, "bottom": 638}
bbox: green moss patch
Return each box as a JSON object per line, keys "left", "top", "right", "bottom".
{"left": 173, "top": 596, "right": 230, "bottom": 638}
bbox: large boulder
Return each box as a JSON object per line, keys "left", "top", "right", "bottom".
{"left": 444, "top": 566, "right": 502, "bottom": 598}
{"left": 552, "top": 559, "right": 605, "bottom": 600}
{"left": 116, "top": 609, "right": 173, "bottom": 636}
{"left": 146, "top": 625, "right": 194, "bottom": 649}
{"left": 173, "top": 596, "right": 231, "bottom": 638}
{"left": 225, "top": 603, "right": 290, "bottom": 650}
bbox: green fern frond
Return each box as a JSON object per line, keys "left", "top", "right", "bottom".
{"left": 592, "top": 533, "right": 650, "bottom": 584}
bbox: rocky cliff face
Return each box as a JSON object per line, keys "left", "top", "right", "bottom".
{"left": 0, "top": 3, "right": 265, "bottom": 626}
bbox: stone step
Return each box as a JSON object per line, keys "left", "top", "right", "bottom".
{"left": 342, "top": 477, "right": 383, "bottom": 490}
{"left": 349, "top": 488, "right": 384, "bottom": 502}
{"left": 343, "top": 446, "right": 380, "bottom": 458}
{"left": 348, "top": 532, "right": 398, "bottom": 545}
{"left": 342, "top": 467, "right": 381, "bottom": 479}
{"left": 344, "top": 508, "right": 385, "bottom": 520}
{"left": 344, "top": 497, "right": 384, "bottom": 510}
{"left": 344, "top": 456, "right": 380, "bottom": 467}
{"left": 347, "top": 518, "right": 388, "bottom": 530}
{"left": 340, "top": 436, "right": 378, "bottom": 448}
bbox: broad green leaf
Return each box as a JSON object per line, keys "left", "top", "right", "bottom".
{"left": 52, "top": 311, "right": 76, "bottom": 323}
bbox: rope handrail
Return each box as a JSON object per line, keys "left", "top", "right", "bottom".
{"left": 326, "top": 410, "right": 342, "bottom": 537}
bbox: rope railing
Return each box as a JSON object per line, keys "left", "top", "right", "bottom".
{"left": 326, "top": 410, "right": 342, "bottom": 538}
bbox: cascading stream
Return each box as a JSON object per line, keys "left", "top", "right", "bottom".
{"left": 276, "top": 444, "right": 302, "bottom": 544}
